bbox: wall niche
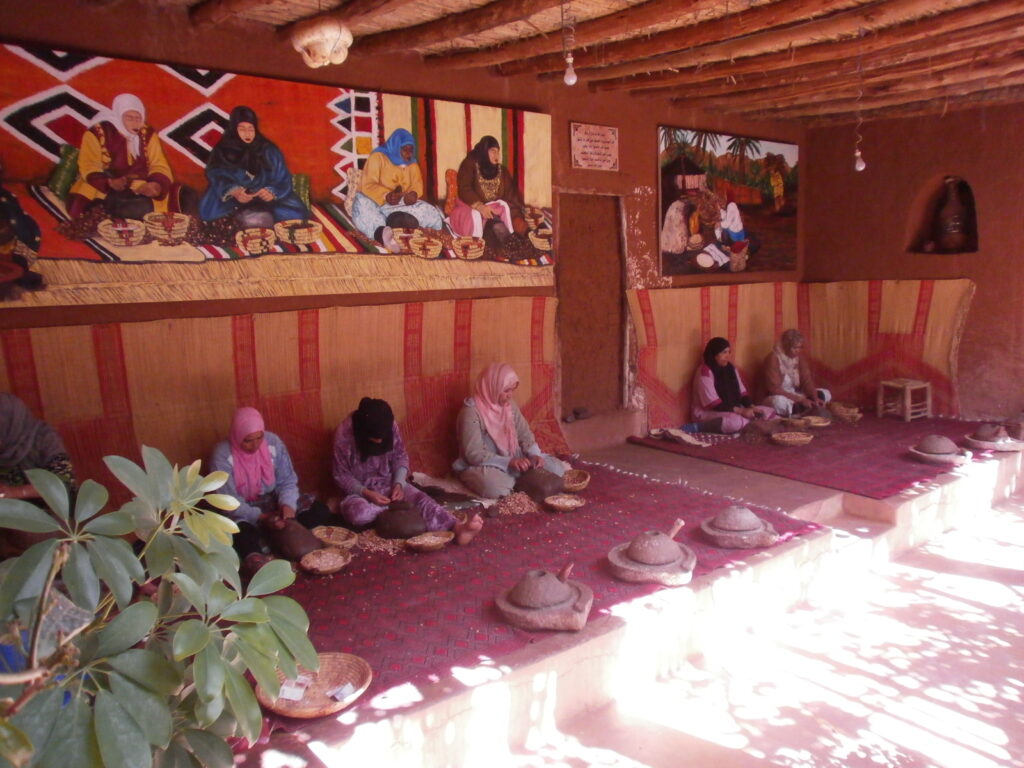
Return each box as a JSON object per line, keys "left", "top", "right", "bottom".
{"left": 908, "top": 176, "right": 978, "bottom": 254}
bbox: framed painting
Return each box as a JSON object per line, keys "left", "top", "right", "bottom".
{"left": 0, "top": 44, "right": 553, "bottom": 307}
{"left": 658, "top": 126, "right": 798, "bottom": 277}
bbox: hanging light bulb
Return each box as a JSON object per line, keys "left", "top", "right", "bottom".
{"left": 563, "top": 53, "right": 578, "bottom": 86}
{"left": 854, "top": 148, "right": 866, "bottom": 172}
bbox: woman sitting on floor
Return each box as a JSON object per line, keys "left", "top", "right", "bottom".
{"left": 333, "top": 397, "right": 482, "bottom": 543}
{"left": 453, "top": 363, "right": 565, "bottom": 498}
{"left": 209, "top": 406, "right": 330, "bottom": 569}
{"left": 685, "top": 337, "right": 776, "bottom": 434}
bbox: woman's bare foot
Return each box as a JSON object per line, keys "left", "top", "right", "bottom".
{"left": 453, "top": 512, "right": 484, "bottom": 545}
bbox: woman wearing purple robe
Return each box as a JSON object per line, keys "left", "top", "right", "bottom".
{"left": 332, "top": 398, "right": 482, "bottom": 542}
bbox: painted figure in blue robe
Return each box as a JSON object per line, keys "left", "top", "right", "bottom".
{"left": 351, "top": 128, "right": 443, "bottom": 251}
{"left": 199, "top": 105, "right": 308, "bottom": 227}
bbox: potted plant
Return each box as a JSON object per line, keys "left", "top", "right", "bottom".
{"left": 0, "top": 446, "right": 318, "bottom": 767}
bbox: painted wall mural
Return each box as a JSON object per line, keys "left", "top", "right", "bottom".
{"left": 658, "top": 126, "right": 798, "bottom": 278}
{"left": 0, "top": 45, "right": 554, "bottom": 306}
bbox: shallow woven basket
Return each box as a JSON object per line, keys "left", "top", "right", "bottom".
{"left": 544, "top": 494, "right": 587, "bottom": 512}
{"left": 143, "top": 211, "right": 190, "bottom": 243}
{"left": 311, "top": 526, "right": 358, "bottom": 550}
{"left": 274, "top": 218, "right": 323, "bottom": 245}
{"left": 391, "top": 227, "right": 419, "bottom": 252}
{"left": 409, "top": 233, "right": 443, "bottom": 259}
{"left": 562, "top": 469, "right": 591, "bottom": 493}
{"left": 524, "top": 207, "right": 546, "bottom": 230}
{"left": 97, "top": 218, "right": 146, "bottom": 247}
{"left": 452, "top": 236, "right": 485, "bottom": 260}
{"left": 829, "top": 402, "right": 863, "bottom": 423}
{"left": 235, "top": 227, "right": 277, "bottom": 255}
{"left": 405, "top": 531, "right": 455, "bottom": 552}
{"left": 299, "top": 547, "right": 352, "bottom": 575}
{"left": 528, "top": 228, "right": 553, "bottom": 251}
{"left": 783, "top": 416, "right": 810, "bottom": 430}
{"left": 804, "top": 415, "right": 832, "bottom": 428}
{"left": 771, "top": 431, "right": 814, "bottom": 447}
{"left": 255, "top": 652, "right": 372, "bottom": 718}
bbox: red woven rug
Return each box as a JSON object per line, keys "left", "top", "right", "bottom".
{"left": 627, "top": 415, "right": 985, "bottom": 500}
{"left": 280, "top": 462, "right": 821, "bottom": 718}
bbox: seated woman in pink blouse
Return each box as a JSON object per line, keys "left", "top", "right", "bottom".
{"left": 332, "top": 398, "right": 482, "bottom": 544}
{"left": 687, "top": 337, "right": 776, "bottom": 434}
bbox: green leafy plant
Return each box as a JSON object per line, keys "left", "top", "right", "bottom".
{"left": 0, "top": 447, "right": 318, "bottom": 768}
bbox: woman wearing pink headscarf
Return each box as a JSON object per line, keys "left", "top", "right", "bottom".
{"left": 453, "top": 363, "right": 565, "bottom": 498}
{"left": 209, "top": 406, "right": 329, "bottom": 565}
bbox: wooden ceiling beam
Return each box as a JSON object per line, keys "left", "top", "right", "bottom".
{"left": 190, "top": 0, "right": 277, "bottom": 26}
{"left": 355, "top": 0, "right": 562, "bottom": 57}
{"left": 804, "top": 85, "right": 1024, "bottom": 124}
{"left": 498, "top": 0, "right": 873, "bottom": 77}
{"left": 736, "top": 58, "right": 1024, "bottom": 119}
{"left": 691, "top": 45, "right": 1024, "bottom": 112}
{"left": 592, "top": 0, "right": 1024, "bottom": 94}
{"left": 666, "top": 23, "right": 1024, "bottom": 104}
{"left": 423, "top": 0, "right": 731, "bottom": 71}
{"left": 573, "top": 0, "right": 992, "bottom": 84}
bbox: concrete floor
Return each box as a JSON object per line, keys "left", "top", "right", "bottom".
{"left": 241, "top": 440, "right": 1023, "bottom": 768}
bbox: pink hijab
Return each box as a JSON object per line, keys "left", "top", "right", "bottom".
{"left": 229, "top": 407, "right": 274, "bottom": 502}
{"left": 473, "top": 363, "right": 519, "bottom": 457}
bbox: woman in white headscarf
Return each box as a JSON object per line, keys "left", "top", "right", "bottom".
{"left": 66, "top": 93, "right": 183, "bottom": 221}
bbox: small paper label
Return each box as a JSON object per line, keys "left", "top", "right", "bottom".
{"left": 327, "top": 682, "right": 356, "bottom": 701}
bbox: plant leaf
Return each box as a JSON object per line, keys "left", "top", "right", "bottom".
{"left": 143, "top": 529, "right": 174, "bottom": 581}
{"left": 205, "top": 583, "right": 236, "bottom": 618}
{"left": 141, "top": 446, "right": 175, "bottom": 506}
{"left": 0, "top": 538, "right": 59, "bottom": 621}
{"left": 108, "top": 671, "right": 173, "bottom": 748}
{"left": 8, "top": 687, "right": 63, "bottom": 766}
{"left": 103, "top": 455, "right": 159, "bottom": 508}
{"left": 245, "top": 560, "right": 295, "bottom": 598}
{"left": 37, "top": 693, "right": 103, "bottom": 768}
{"left": 105, "top": 648, "right": 183, "bottom": 695}
{"left": 94, "top": 690, "right": 153, "bottom": 768}
{"left": 202, "top": 549, "right": 241, "bottom": 595}
{"left": 219, "top": 598, "right": 268, "bottom": 624}
{"left": 192, "top": 691, "right": 225, "bottom": 727}
{"left": 168, "top": 573, "right": 206, "bottom": 617}
{"left": 169, "top": 537, "right": 216, "bottom": 591}
{"left": 153, "top": 739, "right": 199, "bottom": 768}
{"left": 72, "top": 479, "right": 109, "bottom": 524}
{"left": 271, "top": 619, "right": 319, "bottom": 673}
{"left": 193, "top": 643, "right": 227, "bottom": 704}
{"left": 232, "top": 633, "right": 280, "bottom": 698}
{"left": 86, "top": 537, "right": 144, "bottom": 610}
{"left": 221, "top": 662, "right": 262, "bottom": 743}
{"left": 201, "top": 494, "right": 238, "bottom": 512}
{"left": 184, "top": 460, "right": 201, "bottom": 486}
{"left": 172, "top": 619, "right": 211, "bottom": 661}
{"left": 182, "top": 729, "right": 233, "bottom": 768}
{"left": 81, "top": 509, "right": 134, "bottom": 536}
{"left": 0, "top": 718, "right": 34, "bottom": 768}
{"left": 0, "top": 500, "right": 61, "bottom": 533}
{"left": 62, "top": 542, "right": 101, "bottom": 611}
{"left": 181, "top": 512, "right": 211, "bottom": 549}
{"left": 196, "top": 512, "right": 237, "bottom": 546}
{"left": 261, "top": 595, "right": 310, "bottom": 632}
{"left": 96, "top": 600, "right": 158, "bottom": 658}
{"left": 23, "top": 469, "right": 70, "bottom": 523}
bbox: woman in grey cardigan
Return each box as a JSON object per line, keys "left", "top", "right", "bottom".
{"left": 453, "top": 363, "right": 564, "bottom": 498}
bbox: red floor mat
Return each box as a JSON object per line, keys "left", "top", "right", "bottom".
{"left": 279, "top": 461, "right": 822, "bottom": 719}
{"left": 627, "top": 415, "right": 986, "bottom": 500}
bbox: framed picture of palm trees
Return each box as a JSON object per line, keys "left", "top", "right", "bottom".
{"left": 658, "top": 126, "right": 798, "bottom": 277}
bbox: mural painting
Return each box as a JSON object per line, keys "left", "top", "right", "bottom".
{"left": 658, "top": 126, "right": 798, "bottom": 277}
{"left": 0, "top": 45, "right": 554, "bottom": 306}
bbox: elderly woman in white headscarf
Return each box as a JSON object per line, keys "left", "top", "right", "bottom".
{"left": 66, "top": 93, "right": 183, "bottom": 221}
{"left": 762, "top": 329, "right": 831, "bottom": 417}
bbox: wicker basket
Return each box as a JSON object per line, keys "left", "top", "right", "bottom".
{"left": 771, "top": 431, "right": 814, "bottom": 447}
{"left": 528, "top": 228, "right": 553, "bottom": 251}
{"left": 311, "top": 526, "right": 358, "bottom": 550}
{"left": 405, "top": 531, "right": 455, "bottom": 552}
{"left": 391, "top": 227, "right": 419, "bottom": 252}
{"left": 829, "top": 402, "right": 863, "bottom": 423}
{"left": 804, "top": 415, "right": 832, "bottom": 428}
{"left": 97, "top": 218, "right": 147, "bottom": 247}
{"left": 143, "top": 212, "right": 191, "bottom": 244}
{"left": 524, "top": 206, "right": 546, "bottom": 230}
{"left": 274, "top": 219, "right": 324, "bottom": 245}
{"left": 408, "top": 233, "right": 443, "bottom": 259}
{"left": 298, "top": 547, "right": 352, "bottom": 575}
{"left": 544, "top": 494, "right": 587, "bottom": 513}
{"left": 783, "top": 416, "right": 810, "bottom": 430}
{"left": 255, "top": 652, "right": 372, "bottom": 718}
{"left": 235, "top": 227, "right": 277, "bottom": 255}
{"left": 452, "top": 236, "right": 485, "bottom": 260}
{"left": 562, "top": 469, "right": 591, "bottom": 493}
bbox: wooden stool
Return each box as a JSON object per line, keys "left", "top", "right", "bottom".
{"left": 877, "top": 378, "right": 932, "bottom": 421}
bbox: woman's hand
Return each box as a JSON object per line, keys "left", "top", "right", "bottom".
{"left": 403, "top": 190, "right": 418, "bottom": 205}
{"left": 510, "top": 457, "right": 532, "bottom": 473}
{"left": 255, "top": 187, "right": 275, "bottom": 202}
{"left": 362, "top": 488, "right": 391, "bottom": 506}
{"left": 385, "top": 187, "right": 403, "bottom": 206}
{"left": 474, "top": 202, "right": 494, "bottom": 219}
{"left": 390, "top": 483, "right": 405, "bottom": 502}
{"left": 530, "top": 454, "right": 544, "bottom": 469}
{"left": 735, "top": 406, "right": 756, "bottom": 420}
{"left": 138, "top": 181, "right": 162, "bottom": 198}
{"left": 108, "top": 176, "right": 129, "bottom": 191}
{"left": 279, "top": 504, "right": 296, "bottom": 520}
{"left": 230, "top": 187, "right": 254, "bottom": 203}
